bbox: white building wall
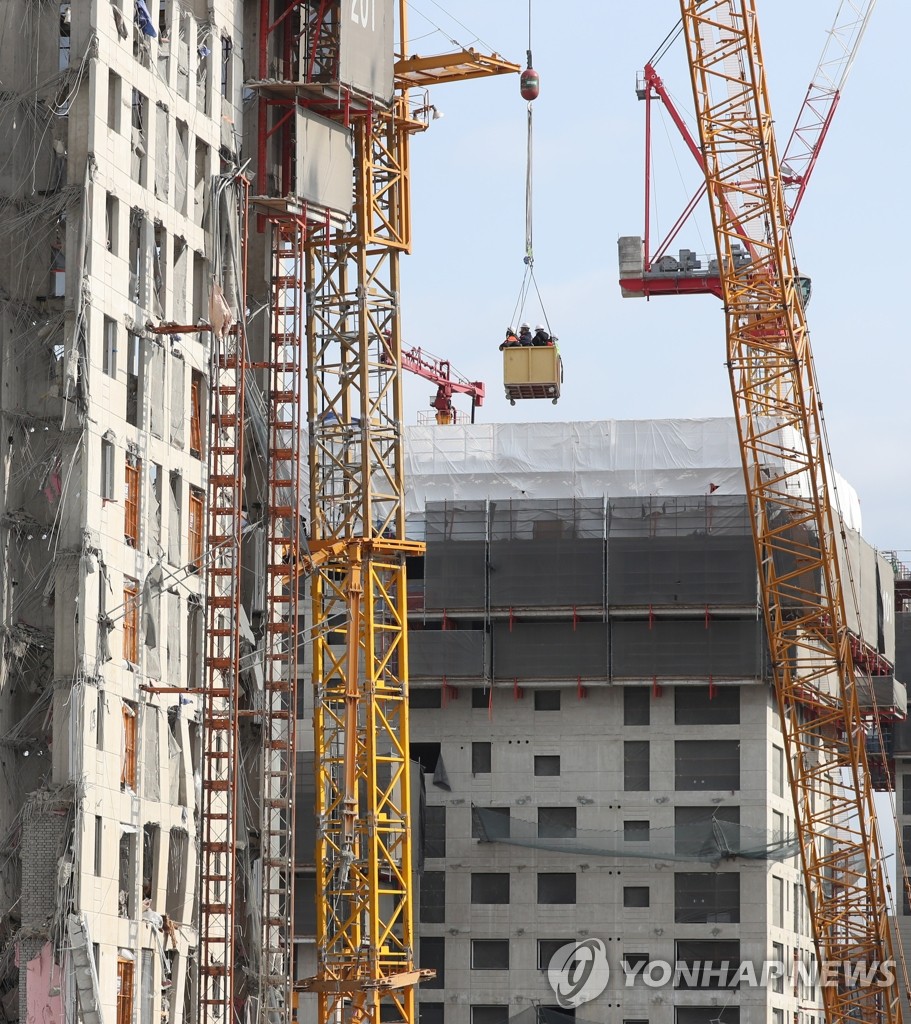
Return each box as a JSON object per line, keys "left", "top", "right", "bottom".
{"left": 0, "top": 0, "right": 245, "bottom": 1021}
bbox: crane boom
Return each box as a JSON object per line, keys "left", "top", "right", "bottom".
{"left": 781, "top": 0, "right": 877, "bottom": 218}
{"left": 679, "top": 4, "right": 904, "bottom": 1024}
{"left": 400, "top": 346, "right": 485, "bottom": 424}
{"left": 622, "top": 0, "right": 875, "bottom": 299}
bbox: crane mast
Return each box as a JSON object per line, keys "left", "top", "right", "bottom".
{"left": 185, "top": 5, "right": 519, "bottom": 1024}
{"left": 303, "top": 88, "right": 426, "bottom": 1024}
{"left": 679, "top": 3, "right": 904, "bottom": 1023}
{"left": 296, "top": 9, "right": 518, "bottom": 1024}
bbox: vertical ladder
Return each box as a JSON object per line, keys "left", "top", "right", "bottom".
{"left": 258, "top": 220, "right": 303, "bottom": 1024}
{"left": 199, "top": 209, "right": 248, "bottom": 1022}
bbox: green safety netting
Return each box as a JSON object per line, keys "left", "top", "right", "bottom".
{"left": 474, "top": 806, "right": 798, "bottom": 863}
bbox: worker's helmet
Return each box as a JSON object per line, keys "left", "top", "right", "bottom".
{"left": 535, "top": 324, "right": 546, "bottom": 332}
{"left": 520, "top": 322, "right": 530, "bottom": 331}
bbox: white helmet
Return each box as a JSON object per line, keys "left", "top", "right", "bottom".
{"left": 520, "top": 323, "right": 530, "bottom": 331}
{"left": 535, "top": 324, "right": 546, "bottom": 332}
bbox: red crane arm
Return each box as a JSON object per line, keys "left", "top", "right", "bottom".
{"left": 399, "top": 346, "right": 485, "bottom": 423}
{"left": 400, "top": 346, "right": 485, "bottom": 401}
{"left": 624, "top": 2, "right": 876, "bottom": 299}
{"left": 779, "top": 0, "right": 877, "bottom": 219}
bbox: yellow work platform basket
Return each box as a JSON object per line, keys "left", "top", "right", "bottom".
{"left": 503, "top": 345, "right": 562, "bottom": 404}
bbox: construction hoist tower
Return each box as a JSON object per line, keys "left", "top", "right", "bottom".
{"left": 679, "top": 3, "right": 907, "bottom": 1023}
{"left": 194, "top": 6, "right": 517, "bottom": 1024}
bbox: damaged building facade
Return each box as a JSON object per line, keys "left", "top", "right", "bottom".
{"left": 0, "top": 0, "right": 245, "bottom": 1020}
{"left": 402, "top": 420, "right": 908, "bottom": 1024}
{"left": 0, "top": 0, "right": 394, "bottom": 1020}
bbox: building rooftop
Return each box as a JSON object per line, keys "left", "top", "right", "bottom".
{"left": 405, "top": 417, "right": 862, "bottom": 530}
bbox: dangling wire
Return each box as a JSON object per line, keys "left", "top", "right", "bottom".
{"left": 509, "top": 265, "right": 532, "bottom": 330}
{"left": 508, "top": 106, "right": 535, "bottom": 331}
{"left": 509, "top": 0, "right": 553, "bottom": 336}
{"left": 524, "top": 0, "right": 535, "bottom": 272}
{"left": 525, "top": 100, "right": 534, "bottom": 270}
{"left": 509, "top": 99, "right": 535, "bottom": 325}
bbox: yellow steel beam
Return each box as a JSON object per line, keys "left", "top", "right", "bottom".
{"left": 296, "top": 538, "right": 426, "bottom": 577}
{"left": 300, "top": 970, "right": 435, "bottom": 994}
{"left": 395, "top": 48, "right": 520, "bottom": 87}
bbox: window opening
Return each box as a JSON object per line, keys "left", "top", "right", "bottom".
{"left": 472, "top": 741, "right": 491, "bottom": 774}
{"left": 534, "top": 754, "right": 560, "bottom": 776}
{"left": 190, "top": 370, "right": 203, "bottom": 457}
{"left": 127, "top": 331, "right": 141, "bottom": 423}
{"left": 534, "top": 689, "right": 560, "bottom": 711}
{"left": 123, "top": 581, "right": 139, "bottom": 665}
{"left": 537, "top": 872, "right": 576, "bottom": 904}
{"left": 101, "top": 439, "right": 115, "bottom": 500}
{"left": 124, "top": 456, "right": 141, "bottom": 547}
{"left": 117, "top": 957, "right": 135, "bottom": 1024}
{"left": 188, "top": 487, "right": 204, "bottom": 569}
{"left": 470, "top": 873, "right": 509, "bottom": 904}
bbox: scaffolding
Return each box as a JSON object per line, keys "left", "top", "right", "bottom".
{"left": 198, "top": 175, "right": 249, "bottom": 1024}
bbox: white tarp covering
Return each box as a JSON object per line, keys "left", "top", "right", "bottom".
{"left": 154, "top": 104, "right": 169, "bottom": 201}
{"left": 403, "top": 418, "right": 862, "bottom": 532}
{"left": 832, "top": 468, "right": 863, "bottom": 537}
{"left": 295, "top": 110, "right": 354, "bottom": 216}
{"left": 339, "top": 0, "right": 394, "bottom": 105}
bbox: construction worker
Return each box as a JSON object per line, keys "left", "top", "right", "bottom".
{"left": 532, "top": 324, "right": 552, "bottom": 346}
{"left": 517, "top": 323, "right": 533, "bottom": 345}
{"left": 499, "top": 327, "right": 519, "bottom": 350}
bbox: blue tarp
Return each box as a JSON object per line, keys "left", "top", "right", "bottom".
{"left": 135, "top": 0, "right": 157, "bottom": 37}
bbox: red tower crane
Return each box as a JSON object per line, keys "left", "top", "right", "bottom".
{"left": 619, "top": 0, "right": 876, "bottom": 300}
{"left": 399, "top": 345, "right": 485, "bottom": 425}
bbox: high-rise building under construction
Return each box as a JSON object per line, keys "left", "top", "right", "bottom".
{"left": 401, "top": 419, "right": 909, "bottom": 1024}
{"left": 0, "top": 3, "right": 514, "bottom": 1022}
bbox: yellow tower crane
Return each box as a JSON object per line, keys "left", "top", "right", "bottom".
{"left": 678, "top": 3, "right": 907, "bottom": 1023}
{"left": 294, "top": 11, "right": 518, "bottom": 1024}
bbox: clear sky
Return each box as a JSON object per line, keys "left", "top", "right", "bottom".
{"left": 396, "top": 1, "right": 910, "bottom": 557}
